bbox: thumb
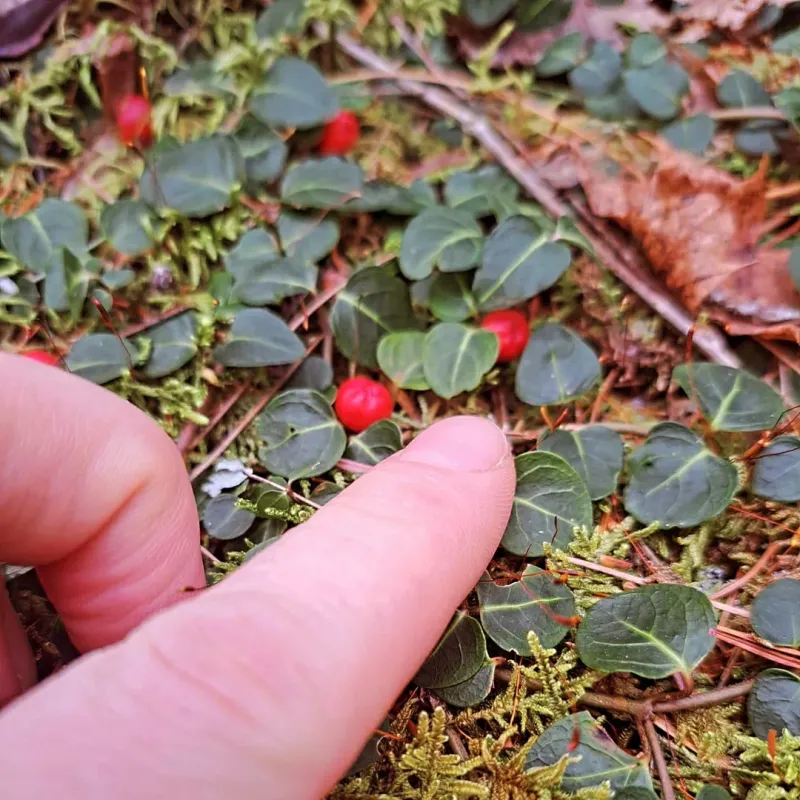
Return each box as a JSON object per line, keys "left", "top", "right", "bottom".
{"left": 0, "top": 416, "right": 514, "bottom": 799}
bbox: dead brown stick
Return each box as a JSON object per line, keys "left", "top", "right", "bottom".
{"left": 644, "top": 717, "right": 675, "bottom": 800}
{"left": 329, "top": 30, "right": 742, "bottom": 369}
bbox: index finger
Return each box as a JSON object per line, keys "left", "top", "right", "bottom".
{"left": 0, "top": 353, "right": 204, "bottom": 651}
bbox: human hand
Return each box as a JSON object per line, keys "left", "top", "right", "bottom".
{"left": 0, "top": 353, "right": 515, "bottom": 798}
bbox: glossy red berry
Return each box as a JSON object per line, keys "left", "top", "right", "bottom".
{"left": 116, "top": 95, "right": 154, "bottom": 149}
{"left": 319, "top": 111, "right": 360, "bottom": 156}
{"left": 481, "top": 309, "right": 530, "bottom": 363}
{"left": 22, "top": 350, "right": 60, "bottom": 366}
{"left": 335, "top": 376, "right": 393, "bottom": 433}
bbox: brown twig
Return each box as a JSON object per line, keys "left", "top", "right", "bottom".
{"left": 709, "top": 107, "right": 787, "bottom": 123}
{"left": 188, "top": 336, "right": 324, "bottom": 482}
{"left": 179, "top": 381, "right": 251, "bottom": 455}
{"left": 328, "top": 29, "right": 742, "bottom": 369}
{"left": 644, "top": 717, "right": 676, "bottom": 800}
{"left": 711, "top": 539, "right": 792, "bottom": 600}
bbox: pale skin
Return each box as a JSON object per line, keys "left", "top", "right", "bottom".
{"left": 0, "top": 352, "right": 515, "bottom": 799}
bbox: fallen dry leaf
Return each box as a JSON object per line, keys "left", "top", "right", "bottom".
{"left": 580, "top": 147, "right": 800, "bottom": 343}
{"left": 678, "top": 0, "right": 796, "bottom": 32}
{"left": 453, "top": 0, "right": 669, "bottom": 69}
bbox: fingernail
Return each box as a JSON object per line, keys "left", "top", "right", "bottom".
{"left": 399, "top": 416, "right": 510, "bottom": 473}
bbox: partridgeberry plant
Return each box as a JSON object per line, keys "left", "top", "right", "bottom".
{"left": 2, "top": 3, "right": 800, "bottom": 800}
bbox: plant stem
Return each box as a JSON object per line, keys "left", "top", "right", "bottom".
{"left": 644, "top": 717, "right": 676, "bottom": 800}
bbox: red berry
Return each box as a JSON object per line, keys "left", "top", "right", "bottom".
{"left": 116, "top": 95, "right": 154, "bottom": 149}
{"left": 335, "top": 376, "right": 393, "bottom": 433}
{"left": 481, "top": 309, "right": 530, "bottom": 363}
{"left": 319, "top": 111, "right": 360, "bottom": 156}
{"left": 22, "top": 350, "right": 60, "bottom": 366}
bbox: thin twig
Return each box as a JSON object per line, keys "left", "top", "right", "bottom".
{"left": 249, "top": 474, "right": 322, "bottom": 510}
{"left": 644, "top": 717, "right": 676, "bottom": 800}
{"left": 709, "top": 107, "right": 786, "bottom": 122}
{"left": 329, "top": 29, "right": 742, "bottom": 369}
{"left": 711, "top": 539, "right": 791, "bottom": 600}
{"left": 188, "top": 336, "right": 324, "bottom": 482}
{"left": 120, "top": 305, "right": 192, "bottom": 338}
{"left": 180, "top": 381, "right": 251, "bottom": 455}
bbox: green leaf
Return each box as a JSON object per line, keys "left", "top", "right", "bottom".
{"left": 138, "top": 311, "right": 198, "bottom": 378}
{"left": 65, "top": 333, "right": 137, "bottom": 385}
{"left": 342, "top": 179, "right": 436, "bottom": 215}
{"left": 1, "top": 199, "right": 87, "bottom": 271}
{"left": 473, "top": 216, "right": 571, "bottom": 310}
{"left": 330, "top": 266, "right": 417, "bottom": 368}
{"left": 434, "top": 661, "right": 495, "bottom": 708}
{"left": 444, "top": 165, "right": 519, "bottom": 217}
{"left": 569, "top": 42, "right": 622, "bottom": 98}
{"left": 752, "top": 435, "right": 800, "bottom": 502}
{"left": 233, "top": 116, "right": 288, "bottom": 184}
{"left": 717, "top": 70, "right": 771, "bottom": 107}
{"left": 288, "top": 355, "right": 333, "bottom": 391}
{"left": 748, "top": 668, "right": 800, "bottom": 739}
{"left": 501, "top": 451, "right": 593, "bottom": 557}
{"left": 673, "top": 363, "right": 785, "bottom": 432}
{"left": 774, "top": 28, "right": 800, "bottom": 55}
{"left": 735, "top": 120, "right": 782, "bottom": 156}
{"left": 422, "top": 322, "right": 498, "bottom": 399}
{"left": 376, "top": 330, "right": 429, "bottom": 390}
{"left": 203, "top": 493, "right": 255, "bottom": 541}
{"left": 280, "top": 157, "right": 364, "bottom": 209}
{"left": 163, "top": 60, "right": 236, "bottom": 99}
{"left": 461, "top": 0, "right": 516, "bottom": 27}
{"left": 101, "top": 199, "right": 158, "bottom": 256}
{"left": 584, "top": 87, "right": 640, "bottom": 121}
{"left": 140, "top": 135, "right": 243, "bottom": 218}
{"left": 231, "top": 252, "right": 316, "bottom": 306}
{"left": 102, "top": 269, "right": 135, "bottom": 291}
{"left": 660, "top": 114, "right": 716, "bottom": 155}
{"left": 516, "top": 0, "right": 573, "bottom": 32}
{"left": 212, "top": 308, "right": 304, "bottom": 368}
{"left": 538, "top": 425, "right": 624, "bottom": 500}
{"left": 554, "top": 216, "right": 593, "bottom": 254}
{"left": 751, "top": 579, "right": 800, "bottom": 647}
{"left": 525, "top": 712, "right": 653, "bottom": 791}
{"left": 257, "top": 388, "right": 346, "bottom": 480}
{"left": 536, "top": 33, "right": 585, "bottom": 77}
{"left": 429, "top": 272, "right": 478, "bottom": 322}
{"left": 696, "top": 787, "right": 731, "bottom": 800}
{"left": 627, "top": 34, "right": 666, "bottom": 68}
{"left": 250, "top": 57, "right": 337, "bottom": 130}
{"left": 478, "top": 565, "right": 577, "bottom": 652}
{"left": 624, "top": 62, "right": 689, "bottom": 120}
{"left": 255, "top": 0, "right": 306, "bottom": 38}
{"left": 345, "top": 419, "right": 402, "bottom": 466}
{"left": 515, "top": 322, "right": 601, "bottom": 406}
{"left": 616, "top": 789, "right": 660, "bottom": 800}
{"left": 414, "top": 612, "right": 489, "bottom": 689}
{"left": 623, "top": 422, "right": 738, "bottom": 528}
{"left": 44, "top": 248, "right": 89, "bottom": 317}
{"left": 576, "top": 584, "right": 716, "bottom": 678}
{"left": 225, "top": 228, "right": 280, "bottom": 278}
{"left": 399, "top": 207, "right": 483, "bottom": 280}
{"left": 277, "top": 210, "right": 340, "bottom": 264}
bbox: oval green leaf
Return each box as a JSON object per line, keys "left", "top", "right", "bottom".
{"left": 138, "top": 310, "right": 198, "bottom": 378}
{"left": 414, "top": 611, "right": 489, "bottom": 690}
{"left": 65, "top": 333, "right": 137, "bottom": 385}
{"left": 331, "top": 267, "right": 417, "bottom": 368}
{"left": 277, "top": 210, "right": 340, "bottom": 264}
{"left": 225, "top": 228, "right": 281, "bottom": 278}
{"left": 212, "top": 308, "right": 304, "bottom": 368}
{"left": 478, "top": 565, "right": 577, "bottom": 653}
{"left": 525, "top": 712, "right": 653, "bottom": 791}
{"left": 422, "top": 322, "right": 498, "bottom": 399}
{"left": 233, "top": 116, "right": 288, "bottom": 184}
{"left": 429, "top": 272, "right": 478, "bottom": 322}
{"left": 515, "top": 322, "right": 601, "bottom": 406}
{"left": 673, "top": 363, "right": 785, "bottom": 432}
{"left": 101, "top": 199, "right": 158, "bottom": 256}
{"left": 748, "top": 668, "right": 800, "bottom": 740}
{"left": 434, "top": 661, "right": 495, "bottom": 708}
{"left": 231, "top": 255, "right": 316, "bottom": 306}
{"left": 501, "top": 451, "right": 593, "bottom": 557}
{"left": 538, "top": 425, "right": 624, "bottom": 500}
{"left": 569, "top": 41, "right": 622, "bottom": 97}
{"left": 345, "top": 419, "right": 402, "bottom": 466}
{"left": 624, "top": 62, "right": 689, "bottom": 120}
{"left": 461, "top": 0, "right": 516, "bottom": 28}
{"left": 399, "top": 207, "right": 483, "bottom": 280}
{"left": 576, "top": 584, "right": 716, "bottom": 678}
{"left": 250, "top": 57, "right": 338, "bottom": 130}
{"left": 257, "top": 388, "right": 346, "bottom": 481}
{"left": 444, "top": 165, "right": 519, "bottom": 218}
{"left": 751, "top": 579, "right": 800, "bottom": 647}
{"left": 203, "top": 493, "right": 255, "bottom": 541}
{"left": 660, "top": 115, "right": 716, "bottom": 156}
{"left": 536, "top": 32, "right": 585, "bottom": 77}
{"left": 140, "top": 135, "right": 243, "bottom": 218}
{"left": 287, "top": 355, "right": 333, "bottom": 392}
{"left": 623, "top": 422, "right": 738, "bottom": 528}
{"left": 280, "top": 157, "right": 364, "bottom": 210}
{"left": 376, "top": 330, "right": 429, "bottom": 390}
{"left": 474, "top": 216, "right": 571, "bottom": 311}
{"left": 626, "top": 33, "right": 666, "bottom": 68}
{"left": 717, "top": 70, "right": 771, "bottom": 108}
{"left": 752, "top": 435, "right": 800, "bottom": 502}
